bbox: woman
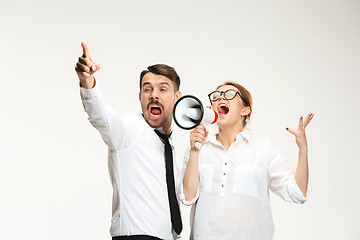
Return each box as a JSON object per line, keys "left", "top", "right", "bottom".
{"left": 178, "top": 82, "right": 313, "bottom": 240}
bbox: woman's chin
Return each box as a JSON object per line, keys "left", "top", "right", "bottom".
{"left": 217, "top": 117, "right": 243, "bottom": 130}
{"left": 216, "top": 118, "right": 229, "bottom": 128}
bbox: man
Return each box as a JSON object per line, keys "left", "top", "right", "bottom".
{"left": 75, "top": 42, "right": 182, "bottom": 240}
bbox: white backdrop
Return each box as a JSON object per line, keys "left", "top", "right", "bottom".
{"left": 1, "top": 0, "right": 359, "bottom": 239}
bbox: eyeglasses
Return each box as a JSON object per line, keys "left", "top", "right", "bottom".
{"left": 208, "top": 89, "right": 242, "bottom": 103}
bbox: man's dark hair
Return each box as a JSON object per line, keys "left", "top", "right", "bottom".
{"left": 140, "top": 64, "right": 180, "bottom": 92}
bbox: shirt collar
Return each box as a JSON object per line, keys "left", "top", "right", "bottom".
{"left": 138, "top": 113, "right": 173, "bottom": 136}
{"left": 236, "top": 129, "right": 251, "bottom": 142}
{"left": 208, "top": 129, "right": 251, "bottom": 146}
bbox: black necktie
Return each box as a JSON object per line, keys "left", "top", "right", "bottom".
{"left": 154, "top": 129, "right": 183, "bottom": 235}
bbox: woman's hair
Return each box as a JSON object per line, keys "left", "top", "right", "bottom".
{"left": 216, "top": 81, "right": 253, "bottom": 128}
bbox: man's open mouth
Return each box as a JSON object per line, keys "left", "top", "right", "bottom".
{"left": 218, "top": 103, "right": 229, "bottom": 115}
{"left": 149, "top": 104, "right": 163, "bottom": 118}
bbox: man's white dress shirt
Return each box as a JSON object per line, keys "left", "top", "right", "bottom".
{"left": 178, "top": 130, "right": 311, "bottom": 240}
{"left": 81, "top": 84, "right": 179, "bottom": 240}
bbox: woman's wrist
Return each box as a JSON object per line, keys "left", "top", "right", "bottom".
{"left": 298, "top": 144, "right": 308, "bottom": 153}
{"left": 190, "top": 148, "right": 201, "bottom": 156}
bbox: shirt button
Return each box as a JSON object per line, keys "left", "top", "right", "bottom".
{"left": 223, "top": 173, "right": 226, "bottom": 176}
{"left": 224, "top": 162, "right": 228, "bottom": 165}
{"left": 221, "top": 184, "right": 224, "bottom": 187}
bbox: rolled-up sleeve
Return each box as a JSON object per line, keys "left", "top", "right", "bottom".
{"left": 288, "top": 176, "right": 311, "bottom": 204}
{"left": 267, "top": 140, "right": 311, "bottom": 204}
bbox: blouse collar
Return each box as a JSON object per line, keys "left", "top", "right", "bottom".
{"left": 208, "top": 129, "right": 251, "bottom": 147}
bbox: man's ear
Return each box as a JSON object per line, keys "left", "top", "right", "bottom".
{"left": 139, "top": 92, "right": 141, "bottom": 102}
{"left": 175, "top": 91, "right": 182, "bottom": 102}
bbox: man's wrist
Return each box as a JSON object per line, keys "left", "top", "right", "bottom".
{"left": 80, "top": 77, "right": 96, "bottom": 89}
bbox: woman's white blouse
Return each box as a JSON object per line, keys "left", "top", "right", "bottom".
{"left": 178, "top": 130, "right": 311, "bottom": 240}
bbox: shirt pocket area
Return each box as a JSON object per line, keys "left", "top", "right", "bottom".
{"left": 199, "top": 164, "right": 215, "bottom": 192}
{"left": 233, "top": 164, "right": 263, "bottom": 198}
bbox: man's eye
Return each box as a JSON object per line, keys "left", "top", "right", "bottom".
{"left": 144, "top": 88, "right": 151, "bottom": 92}
{"left": 161, "top": 88, "right": 167, "bottom": 92}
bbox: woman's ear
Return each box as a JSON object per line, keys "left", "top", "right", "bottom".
{"left": 242, "top": 106, "right": 251, "bottom": 116}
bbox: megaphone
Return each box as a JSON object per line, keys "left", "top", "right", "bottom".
{"left": 173, "top": 95, "right": 218, "bottom": 149}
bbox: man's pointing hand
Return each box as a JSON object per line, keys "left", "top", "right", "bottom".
{"left": 75, "top": 42, "right": 101, "bottom": 89}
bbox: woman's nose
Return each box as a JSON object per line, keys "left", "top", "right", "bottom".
{"left": 219, "top": 95, "right": 226, "bottom": 101}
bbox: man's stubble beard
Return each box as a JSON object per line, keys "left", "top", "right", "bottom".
{"left": 145, "top": 114, "right": 173, "bottom": 130}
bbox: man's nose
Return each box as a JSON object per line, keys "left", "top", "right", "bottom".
{"left": 150, "top": 89, "right": 160, "bottom": 100}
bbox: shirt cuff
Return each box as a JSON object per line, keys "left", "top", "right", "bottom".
{"left": 178, "top": 181, "right": 199, "bottom": 206}
{"left": 288, "top": 176, "right": 312, "bottom": 204}
{"left": 80, "top": 82, "right": 100, "bottom": 99}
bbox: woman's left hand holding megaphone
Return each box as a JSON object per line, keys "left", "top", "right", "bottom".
{"left": 190, "top": 125, "right": 209, "bottom": 151}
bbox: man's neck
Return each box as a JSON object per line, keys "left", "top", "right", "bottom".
{"left": 161, "top": 125, "right": 171, "bottom": 135}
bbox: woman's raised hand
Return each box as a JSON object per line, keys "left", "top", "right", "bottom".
{"left": 286, "top": 113, "right": 314, "bottom": 149}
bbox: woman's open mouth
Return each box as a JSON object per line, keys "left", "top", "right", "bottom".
{"left": 218, "top": 103, "right": 229, "bottom": 116}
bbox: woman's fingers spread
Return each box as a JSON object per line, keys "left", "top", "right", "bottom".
{"left": 304, "top": 113, "right": 314, "bottom": 127}
{"left": 298, "top": 116, "right": 304, "bottom": 129}
{"left": 286, "top": 127, "right": 296, "bottom": 135}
